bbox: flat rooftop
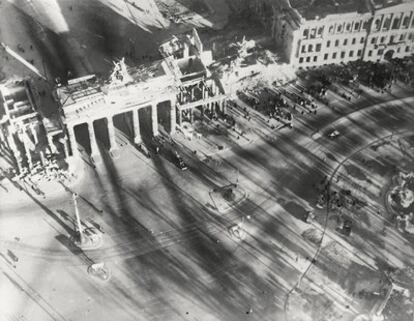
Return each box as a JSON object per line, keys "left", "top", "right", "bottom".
{"left": 56, "top": 60, "right": 169, "bottom": 108}
{"left": 0, "top": 81, "right": 36, "bottom": 120}
{"left": 55, "top": 75, "right": 102, "bottom": 108}
{"left": 372, "top": 0, "right": 405, "bottom": 8}
{"left": 127, "top": 59, "right": 167, "bottom": 82}
{"left": 289, "top": 0, "right": 371, "bottom": 20}
{"left": 177, "top": 57, "right": 205, "bottom": 75}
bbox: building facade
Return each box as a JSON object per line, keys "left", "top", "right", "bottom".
{"left": 253, "top": 0, "right": 414, "bottom": 68}
{"left": 55, "top": 29, "right": 227, "bottom": 163}
{"left": 365, "top": 3, "right": 414, "bottom": 62}
{"left": 0, "top": 80, "right": 48, "bottom": 171}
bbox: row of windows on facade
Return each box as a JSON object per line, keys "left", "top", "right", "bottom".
{"left": 303, "top": 21, "right": 368, "bottom": 39}
{"left": 298, "top": 45, "right": 411, "bottom": 63}
{"left": 372, "top": 13, "right": 414, "bottom": 32}
{"left": 301, "top": 33, "right": 414, "bottom": 53}
{"left": 302, "top": 11, "right": 414, "bottom": 39}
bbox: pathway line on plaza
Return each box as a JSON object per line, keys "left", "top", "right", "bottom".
{"left": 0, "top": 262, "right": 68, "bottom": 321}
{"left": 283, "top": 128, "right": 413, "bottom": 321}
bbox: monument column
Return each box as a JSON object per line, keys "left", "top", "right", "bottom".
{"left": 132, "top": 110, "right": 141, "bottom": 144}
{"left": 107, "top": 116, "right": 117, "bottom": 152}
{"left": 151, "top": 104, "right": 159, "bottom": 136}
{"left": 87, "top": 121, "right": 99, "bottom": 158}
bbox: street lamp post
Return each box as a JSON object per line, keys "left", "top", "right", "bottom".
{"left": 72, "top": 193, "right": 85, "bottom": 245}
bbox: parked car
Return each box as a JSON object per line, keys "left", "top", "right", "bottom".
{"left": 174, "top": 152, "right": 188, "bottom": 171}
{"left": 328, "top": 129, "right": 340, "bottom": 139}
{"left": 342, "top": 219, "right": 353, "bottom": 236}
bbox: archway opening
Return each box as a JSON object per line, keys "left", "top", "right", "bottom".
{"left": 384, "top": 50, "right": 394, "bottom": 61}
{"left": 74, "top": 123, "right": 91, "bottom": 155}
{"left": 138, "top": 105, "right": 153, "bottom": 140}
{"left": 93, "top": 118, "right": 110, "bottom": 150}
{"left": 157, "top": 100, "right": 171, "bottom": 132}
{"left": 113, "top": 111, "right": 133, "bottom": 140}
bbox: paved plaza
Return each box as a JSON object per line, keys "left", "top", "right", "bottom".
{"left": 1, "top": 1, "right": 414, "bottom": 321}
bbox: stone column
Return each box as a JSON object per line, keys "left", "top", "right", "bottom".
{"left": 18, "top": 131, "right": 32, "bottom": 169}
{"left": 177, "top": 109, "right": 182, "bottom": 126}
{"left": 88, "top": 121, "right": 99, "bottom": 157}
{"left": 211, "top": 81, "right": 217, "bottom": 95}
{"left": 190, "top": 87, "right": 195, "bottom": 101}
{"left": 202, "top": 86, "right": 206, "bottom": 100}
{"left": 0, "top": 126, "right": 5, "bottom": 147}
{"left": 62, "top": 138, "right": 69, "bottom": 158}
{"left": 24, "top": 140, "right": 33, "bottom": 169}
{"left": 189, "top": 109, "right": 194, "bottom": 123}
{"left": 222, "top": 99, "right": 227, "bottom": 114}
{"left": 170, "top": 100, "right": 177, "bottom": 134}
{"left": 30, "top": 123, "right": 38, "bottom": 144}
{"left": 66, "top": 125, "right": 78, "bottom": 158}
{"left": 2, "top": 127, "right": 11, "bottom": 151}
{"left": 107, "top": 116, "right": 117, "bottom": 152}
{"left": 151, "top": 104, "right": 159, "bottom": 136}
{"left": 8, "top": 133, "right": 22, "bottom": 172}
{"left": 47, "top": 134, "right": 57, "bottom": 154}
{"left": 39, "top": 151, "right": 46, "bottom": 166}
{"left": 132, "top": 110, "right": 141, "bottom": 144}
{"left": 200, "top": 103, "right": 205, "bottom": 120}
